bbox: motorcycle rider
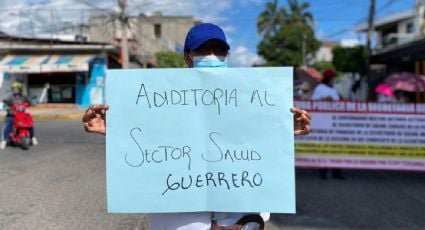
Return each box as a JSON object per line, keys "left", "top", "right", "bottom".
{"left": 1, "top": 82, "right": 37, "bottom": 149}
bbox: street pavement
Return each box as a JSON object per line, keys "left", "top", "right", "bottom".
{"left": 0, "top": 120, "right": 148, "bottom": 230}
{"left": 0, "top": 120, "right": 424, "bottom": 230}
{"left": 267, "top": 169, "right": 425, "bottom": 229}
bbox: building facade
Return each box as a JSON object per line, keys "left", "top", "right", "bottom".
{"left": 356, "top": 2, "right": 425, "bottom": 102}
{"left": 0, "top": 36, "right": 118, "bottom": 108}
{"left": 356, "top": 3, "right": 425, "bottom": 74}
{"left": 313, "top": 40, "right": 339, "bottom": 63}
{"left": 89, "top": 12, "right": 197, "bottom": 64}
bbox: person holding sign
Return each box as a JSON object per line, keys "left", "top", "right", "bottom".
{"left": 83, "top": 23, "right": 311, "bottom": 230}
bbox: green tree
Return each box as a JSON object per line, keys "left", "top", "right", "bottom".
{"left": 257, "top": 0, "right": 286, "bottom": 37}
{"left": 155, "top": 51, "right": 186, "bottom": 68}
{"left": 287, "top": 0, "right": 313, "bottom": 26}
{"left": 332, "top": 46, "right": 367, "bottom": 75}
{"left": 313, "top": 61, "right": 335, "bottom": 73}
{"left": 257, "top": 0, "right": 319, "bottom": 66}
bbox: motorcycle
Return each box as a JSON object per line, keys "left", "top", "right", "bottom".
{"left": 8, "top": 103, "right": 34, "bottom": 150}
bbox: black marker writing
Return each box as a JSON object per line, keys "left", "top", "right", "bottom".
{"left": 136, "top": 83, "right": 151, "bottom": 108}
{"left": 162, "top": 171, "right": 263, "bottom": 195}
{"left": 202, "top": 131, "right": 262, "bottom": 163}
{"left": 135, "top": 83, "right": 238, "bottom": 115}
{"left": 201, "top": 132, "right": 223, "bottom": 162}
{"left": 250, "top": 90, "right": 275, "bottom": 107}
{"left": 125, "top": 127, "right": 192, "bottom": 170}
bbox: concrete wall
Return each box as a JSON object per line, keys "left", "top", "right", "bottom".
{"left": 397, "top": 18, "right": 417, "bottom": 45}
{"left": 89, "top": 14, "right": 195, "bottom": 57}
{"left": 314, "top": 46, "right": 334, "bottom": 63}
{"left": 89, "top": 16, "right": 115, "bottom": 43}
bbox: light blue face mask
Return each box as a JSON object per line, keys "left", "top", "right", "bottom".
{"left": 193, "top": 55, "right": 228, "bottom": 68}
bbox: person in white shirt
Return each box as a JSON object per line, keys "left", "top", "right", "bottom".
{"left": 311, "top": 69, "right": 344, "bottom": 180}
{"left": 311, "top": 69, "right": 340, "bottom": 101}
{"left": 82, "top": 23, "right": 311, "bottom": 230}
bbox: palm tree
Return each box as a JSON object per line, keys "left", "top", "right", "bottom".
{"left": 257, "top": 0, "right": 287, "bottom": 37}
{"left": 287, "top": 0, "right": 314, "bottom": 26}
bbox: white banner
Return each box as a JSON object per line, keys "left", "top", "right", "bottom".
{"left": 295, "top": 100, "right": 425, "bottom": 171}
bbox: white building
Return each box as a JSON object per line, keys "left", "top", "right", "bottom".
{"left": 356, "top": 8, "right": 423, "bottom": 50}
{"left": 313, "top": 41, "right": 339, "bottom": 63}
{"left": 356, "top": 1, "right": 425, "bottom": 102}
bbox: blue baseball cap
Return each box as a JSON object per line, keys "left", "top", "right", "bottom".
{"left": 184, "top": 23, "right": 230, "bottom": 51}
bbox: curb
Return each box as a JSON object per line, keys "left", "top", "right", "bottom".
{"left": 0, "top": 112, "right": 84, "bottom": 122}
{"left": 32, "top": 112, "right": 84, "bottom": 120}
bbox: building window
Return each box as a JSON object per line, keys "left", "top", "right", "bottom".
{"left": 406, "top": 22, "right": 414, "bottom": 34}
{"left": 154, "top": 24, "right": 161, "bottom": 39}
{"left": 382, "top": 26, "right": 398, "bottom": 47}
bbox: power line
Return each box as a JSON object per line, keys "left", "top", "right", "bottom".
{"left": 73, "top": 0, "right": 118, "bottom": 15}
{"left": 320, "top": 0, "right": 401, "bottom": 39}
{"left": 1, "top": 0, "right": 415, "bottom": 44}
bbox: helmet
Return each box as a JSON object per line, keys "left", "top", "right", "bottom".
{"left": 11, "top": 82, "right": 23, "bottom": 90}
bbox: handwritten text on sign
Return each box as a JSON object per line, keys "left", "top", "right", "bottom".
{"left": 106, "top": 67, "right": 295, "bottom": 213}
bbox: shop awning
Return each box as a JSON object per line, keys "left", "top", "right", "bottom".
{"left": 41, "top": 54, "right": 97, "bottom": 72}
{"left": 0, "top": 54, "right": 97, "bottom": 73}
{"left": 0, "top": 55, "right": 49, "bottom": 73}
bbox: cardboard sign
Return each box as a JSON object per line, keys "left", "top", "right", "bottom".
{"left": 106, "top": 67, "right": 295, "bottom": 213}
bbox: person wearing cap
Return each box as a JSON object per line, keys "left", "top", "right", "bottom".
{"left": 182, "top": 22, "right": 230, "bottom": 68}
{"left": 311, "top": 69, "right": 340, "bottom": 101}
{"left": 1, "top": 82, "right": 38, "bottom": 149}
{"left": 311, "top": 69, "right": 344, "bottom": 180}
{"left": 82, "top": 23, "right": 311, "bottom": 229}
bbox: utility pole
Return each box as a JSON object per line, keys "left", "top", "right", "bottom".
{"left": 80, "top": 10, "right": 84, "bottom": 36}
{"left": 118, "top": 0, "right": 129, "bottom": 68}
{"left": 366, "top": 0, "right": 375, "bottom": 99}
{"left": 302, "top": 34, "right": 306, "bottom": 66}
{"left": 50, "top": 9, "right": 54, "bottom": 43}
{"left": 366, "top": 0, "right": 375, "bottom": 58}
{"left": 18, "top": 10, "right": 22, "bottom": 42}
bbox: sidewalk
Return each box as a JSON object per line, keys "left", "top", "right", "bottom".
{"left": 0, "top": 104, "right": 85, "bottom": 121}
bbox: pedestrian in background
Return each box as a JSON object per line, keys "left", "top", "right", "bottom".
{"left": 375, "top": 83, "right": 396, "bottom": 103}
{"left": 311, "top": 69, "right": 340, "bottom": 101}
{"left": 311, "top": 69, "right": 344, "bottom": 180}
